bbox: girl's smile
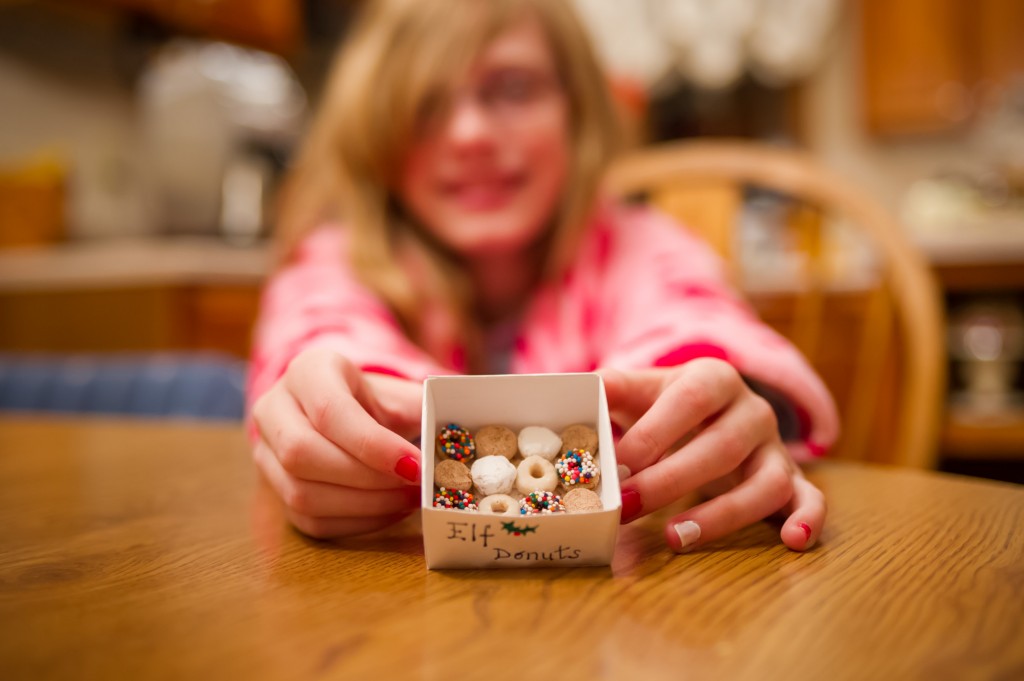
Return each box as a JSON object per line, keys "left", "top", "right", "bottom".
{"left": 438, "top": 172, "right": 528, "bottom": 213}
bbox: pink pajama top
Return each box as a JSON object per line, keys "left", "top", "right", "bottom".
{"left": 248, "top": 202, "right": 839, "bottom": 460}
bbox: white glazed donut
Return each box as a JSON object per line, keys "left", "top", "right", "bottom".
{"left": 516, "top": 455, "right": 559, "bottom": 495}
{"left": 470, "top": 455, "right": 517, "bottom": 496}
{"left": 517, "top": 426, "right": 562, "bottom": 461}
{"left": 477, "top": 494, "right": 519, "bottom": 516}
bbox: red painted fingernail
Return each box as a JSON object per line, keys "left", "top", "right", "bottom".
{"left": 798, "top": 522, "right": 812, "bottom": 541}
{"left": 620, "top": 488, "right": 642, "bottom": 524}
{"left": 611, "top": 421, "right": 624, "bottom": 440}
{"left": 806, "top": 441, "right": 827, "bottom": 458}
{"left": 395, "top": 455, "right": 420, "bottom": 483}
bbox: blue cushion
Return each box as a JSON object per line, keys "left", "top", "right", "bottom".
{"left": 0, "top": 353, "right": 247, "bottom": 421}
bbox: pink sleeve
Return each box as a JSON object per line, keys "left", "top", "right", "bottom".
{"left": 246, "top": 226, "right": 448, "bottom": 410}
{"left": 596, "top": 207, "right": 839, "bottom": 460}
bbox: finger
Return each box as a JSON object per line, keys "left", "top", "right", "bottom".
{"left": 285, "top": 351, "right": 422, "bottom": 482}
{"left": 254, "top": 388, "right": 406, "bottom": 490}
{"left": 619, "top": 391, "right": 777, "bottom": 517}
{"left": 616, "top": 359, "right": 746, "bottom": 472}
{"left": 597, "top": 367, "right": 667, "bottom": 419}
{"left": 254, "top": 441, "right": 420, "bottom": 518}
{"left": 286, "top": 509, "right": 416, "bottom": 540}
{"left": 661, "top": 444, "right": 795, "bottom": 553}
{"left": 779, "top": 474, "right": 827, "bottom": 551}
{"left": 363, "top": 373, "right": 424, "bottom": 440}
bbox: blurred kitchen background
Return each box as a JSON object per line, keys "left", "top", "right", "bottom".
{"left": 1, "top": 1, "right": 1022, "bottom": 482}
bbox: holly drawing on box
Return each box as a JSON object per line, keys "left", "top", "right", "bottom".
{"left": 500, "top": 521, "right": 538, "bottom": 536}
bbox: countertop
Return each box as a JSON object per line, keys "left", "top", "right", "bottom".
{"left": 0, "top": 238, "right": 271, "bottom": 292}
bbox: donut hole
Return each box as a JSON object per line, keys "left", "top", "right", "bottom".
{"left": 530, "top": 463, "right": 544, "bottom": 478}
{"left": 492, "top": 500, "right": 508, "bottom": 513}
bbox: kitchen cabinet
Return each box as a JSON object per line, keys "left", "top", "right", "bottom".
{"left": 916, "top": 232, "right": 1024, "bottom": 478}
{"left": 859, "top": 0, "right": 1024, "bottom": 137}
{"left": 77, "top": 0, "right": 303, "bottom": 55}
{"left": 0, "top": 285, "right": 261, "bottom": 358}
{"left": 0, "top": 239, "right": 267, "bottom": 359}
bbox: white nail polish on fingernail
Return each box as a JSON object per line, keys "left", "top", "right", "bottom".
{"left": 673, "top": 520, "right": 701, "bottom": 553}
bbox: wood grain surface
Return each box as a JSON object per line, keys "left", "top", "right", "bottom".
{"left": 1, "top": 417, "right": 1021, "bottom": 681}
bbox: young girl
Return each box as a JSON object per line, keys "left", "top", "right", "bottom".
{"left": 248, "top": 0, "right": 839, "bottom": 553}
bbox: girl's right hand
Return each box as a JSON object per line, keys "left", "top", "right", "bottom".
{"left": 251, "top": 348, "right": 424, "bottom": 538}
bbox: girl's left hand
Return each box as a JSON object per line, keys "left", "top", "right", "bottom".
{"left": 598, "top": 359, "right": 825, "bottom": 553}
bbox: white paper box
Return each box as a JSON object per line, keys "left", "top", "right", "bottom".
{"left": 421, "top": 373, "right": 621, "bottom": 569}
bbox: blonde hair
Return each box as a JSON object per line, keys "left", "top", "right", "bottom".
{"left": 277, "top": 0, "right": 622, "bottom": 371}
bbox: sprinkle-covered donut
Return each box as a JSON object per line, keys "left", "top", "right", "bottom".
{"left": 436, "top": 423, "right": 476, "bottom": 462}
{"left": 516, "top": 455, "right": 558, "bottom": 495}
{"left": 555, "top": 448, "right": 600, "bottom": 490}
{"left": 478, "top": 494, "right": 519, "bottom": 516}
{"left": 434, "top": 487, "right": 478, "bottom": 511}
{"left": 519, "top": 490, "right": 566, "bottom": 515}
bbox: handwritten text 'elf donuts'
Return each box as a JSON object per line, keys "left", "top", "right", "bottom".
{"left": 446, "top": 521, "right": 583, "bottom": 562}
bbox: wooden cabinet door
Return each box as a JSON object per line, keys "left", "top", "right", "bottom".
{"left": 860, "top": 0, "right": 973, "bottom": 136}
{"left": 80, "top": 0, "right": 303, "bottom": 55}
{"left": 163, "top": 0, "right": 303, "bottom": 55}
{"left": 860, "top": 0, "right": 1024, "bottom": 137}
{"left": 974, "top": 0, "right": 1024, "bottom": 100}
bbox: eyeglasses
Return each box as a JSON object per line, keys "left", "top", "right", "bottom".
{"left": 416, "top": 67, "right": 563, "bottom": 131}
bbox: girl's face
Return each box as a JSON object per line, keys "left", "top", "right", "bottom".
{"left": 397, "top": 17, "right": 570, "bottom": 259}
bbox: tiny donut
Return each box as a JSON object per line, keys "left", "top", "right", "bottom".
{"left": 563, "top": 487, "right": 602, "bottom": 513}
{"left": 434, "top": 487, "right": 477, "bottom": 511}
{"left": 517, "top": 426, "right": 562, "bottom": 461}
{"left": 470, "top": 455, "right": 516, "bottom": 496}
{"left": 434, "top": 459, "right": 472, "bottom": 491}
{"left": 478, "top": 494, "right": 519, "bottom": 516}
{"left": 436, "top": 423, "right": 476, "bottom": 462}
{"left": 555, "top": 448, "right": 600, "bottom": 490}
{"left": 475, "top": 425, "right": 518, "bottom": 459}
{"left": 516, "top": 455, "right": 558, "bottom": 495}
{"left": 560, "top": 423, "right": 598, "bottom": 455}
{"left": 519, "top": 490, "right": 566, "bottom": 515}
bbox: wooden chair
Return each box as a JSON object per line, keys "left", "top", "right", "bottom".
{"left": 605, "top": 139, "right": 946, "bottom": 468}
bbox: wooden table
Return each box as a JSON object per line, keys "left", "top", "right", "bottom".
{"left": 1, "top": 418, "right": 1022, "bottom": 680}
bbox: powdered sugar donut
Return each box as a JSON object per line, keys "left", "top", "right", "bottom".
{"left": 471, "top": 455, "right": 516, "bottom": 496}
{"left": 517, "top": 426, "right": 562, "bottom": 461}
{"left": 475, "top": 425, "right": 518, "bottom": 459}
{"left": 516, "top": 455, "right": 558, "bottom": 495}
{"left": 478, "top": 494, "right": 519, "bottom": 516}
